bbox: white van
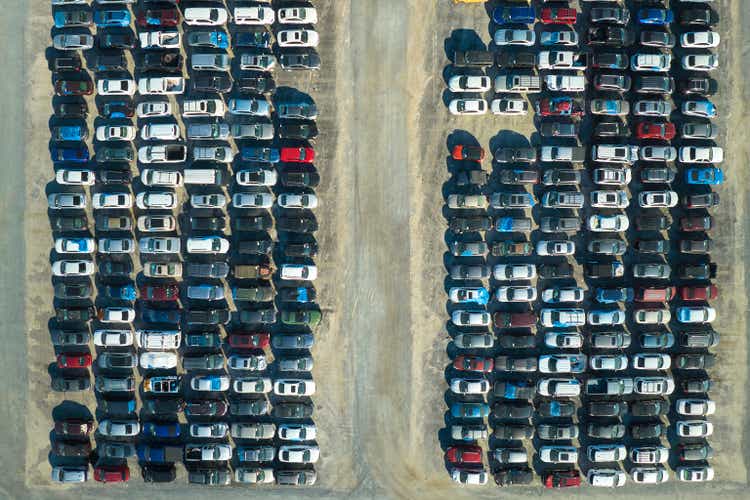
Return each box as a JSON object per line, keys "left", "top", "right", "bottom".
{"left": 183, "top": 168, "right": 224, "bottom": 186}
{"left": 537, "top": 378, "right": 581, "bottom": 397}
{"left": 191, "top": 53, "right": 230, "bottom": 71}
{"left": 142, "top": 169, "right": 183, "bottom": 187}
{"left": 545, "top": 75, "right": 586, "bottom": 92}
{"left": 136, "top": 330, "right": 181, "bottom": 350}
{"left": 234, "top": 6, "right": 275, "bottom": 25}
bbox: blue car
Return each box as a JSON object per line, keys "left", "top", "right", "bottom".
{"left": 101, "top": 284, "right": 136, "bottom": 301}
{"left": 240, "top": 147, "right": 280, "bottom": 163}
{"left": 51, "top": 146, "right": 89, "bottom": 163}
{"left": 596, "top": 100, "right": 624, "bottom": 115}
{"left": 686, "top": 167, "right": 724, "bottom": 185}
{"left": 94, "top": 10, "right": 131, "bottom": 28}
{"left": 234, "top": 31, "right": 270, "bottom": 49}
{"left": 497, "top": 381, "right": 534, "bottom": 400}
{"left": 54, "top": 10, "right": 92, "bottom": 28}
{"left": 450, "top": 287, "right": 490, "bottom": 305}
{"left": 493, "top": 6, "right": 535, "bottom": 25}
{"left": 54, "top": 125, "right": 86, "bottom": 142}
{"left": 595, "top": 287, "right": 634, "bottom": 304}
{"left": 142, "top": 421, "right": 181, "bottom": 438}
{"left": 450, "top": 402, "right": 490, "bottom": 419}
{"left": 101, "top": 101, "right": 133, "bottom": 119}
{"left": 540, "top": 31, "right": 578, "bottom": 46}
{"left": 142, "top": 308, "right": 181, "bottom": 325}
{"left": 637, "top": 8, "right": 673, "bottom": 26}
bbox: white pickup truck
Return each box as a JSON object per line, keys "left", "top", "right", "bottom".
{"left": 138, "top": 31, "right": 180, "bottom": 49}
{"left": 182, "top": 99, "right": 225, "bottom": 117}
{"left": 138, "top": 145, "right": 187, "bottom": 163}
{"left": 538, "top": 51, "right": 587, "bottom": 70}
{"left": 138, "top": 76, "right": 184, "bottom": 95}
{"left": 184, "top": 444, "right": 232, "bottom": 462}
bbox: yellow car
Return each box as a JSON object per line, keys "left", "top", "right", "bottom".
{"left": 453, "top": 0, "right": 485, "bottom": 4}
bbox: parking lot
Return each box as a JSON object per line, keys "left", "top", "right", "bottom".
{"left": 2, "top": 0, "right": 750, "bottom": 499}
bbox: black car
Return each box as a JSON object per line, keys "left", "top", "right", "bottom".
{"left": 235, "top": 75, "right": 276, "bottom": 94}
{"left": 233, "top": 30, "right": 271, "bottom": 49}
{"left": 630, "top": 422, "right": 665, "bottom": 440}
{"left": 192, "top": 74, "right": 232, "bottom": 93}
{"left": 278, "top": 286, "right": 317, "bottom": 303}
{"left": 494, "top": 356, "right": 537, "bottom": 372}
{"left": 185, "top": 400, "right": 228, "bottom": 417}
{"left": 54, "top": 101, "right": 88, "bottom": 118}
{"left": 184, "top": 332, "right": 222, "bottom": 349}
{"left": 680, "top": 239, "right": 713, "bottom": 254}
{"left": 591, "top": 52, "right": 628, "bottom": 69}
{"left": 588, "top": 401, "right": 626, "bottom": 417}
{"left": 51, "top": 377, "right": 90, "bottom": 392}
{"left": 679, "top": 77, "right": 718, "bottom": 96}
{"left": 52, "top": 440, "right": 91, "bottom": 457}
{"left": 188, "top": 468, "right": 231, "bottom": 486}
{"left": 641, "top": 167, "right": 676, "bottom": 184}
{"left": 142, "top": 398, "right": 184, "bottom": 416}
{"left": 99, "top": 31, "right": 136, "bottom": 49}
{"left": 448, "top": 216, "right": 492, "bottom": 234}
{"left": 681, "top": 377, "right": 712, "bottom": 394}
{"left": 53, "top": 54, "right": 82, "bottom": 71}
{"left": 537, "top": 401, "right": 576, "bottom": 418}
{"left": 100, "top": 101, "right": 134, "bottom": 118}
{"left": 496, "top": 51, "right": 536, "bottom": 69}
{"left": 239, "top": 308, "right": 276, "bottom": 325}
{"left": 631, "top": 399, "right": 668, "bottom": 417}
{"left": 499, "top": 169, "right": 539, "bottom": 185}
{"left": 283, "top": 240, "right": 318, "bottom": 258}
{"left": 455, "top": 169, "right": 488, "bottom": 186}
{"left": 97, "top": 145, "right": 134, "bottom": 162}
{"left": 229, "top": 399, "right": 267, "bottom": 417}
{"left": 678, "top": 444, "right": 714, "bottom": 462}
{"left": 588, "top": 26, "right": 634, "bottom": 47}
{"left": 277, "top": 216, "right": 318, "bottom": 233}
{"left": 56, "top": 306, "right": 95, "bottom": 322}
{"left": 99, "top": 260, "right": 132, "bottom": 278}
{"left": 280, "top": 168, "right": 320, "bottom": 187}
{"left": 636, "top": 215, "right": 670, "bottom": 231}
{"left": 99, "top": 398, "right": 136, "bottom": 416}
{"left": 143, "top": 465, "right": 177, "bottom": 483}
{"left": 634, "top": 239, "right": 667, "bottom": 254}
{"left": 190, "top": 216, "right": 225, "bottom": 231}
{"left": 493, "top": 424, "right": 534, "bottom": 440}
{"left": 142, "top": 51, "right": 182, "bottom": 72}
{"left": 679, "top": 331, "right": 720, "bottom": 348}
{"left": 273, "top": 402, "right": 314, "bottom": 419}
{"left": 594, "top": 120, "right": 629, "bottom": 137}
{"left": 585, "top": 262, "right": 622, "bottom": 279}
{"left": 95, "top": 52, "right": 127, "bottom": 71}
{"left": 279, "top": 52, "right": 321, "bottom": 70}
{"left": 492, "top": 403, "right": 534, "bottom": 419}
{"left": 279, "top": 121, "right": 319, "bottom": 140}
{"left": 54, "top": 282, "right": 92, "bottom": 299}
{"left": 640, "top": 30, "right": 675, "bottom": 48}
{"left": 588, "top": 423, "right": 626, "bottom": 439}
{"left": 238, "top": 239, "right": 273, "bottom": 255}
{"left": 676, "top": 353, "right": 716, "bottom": 370}
{"left": 185, "top": 308, "right": 230, "bottom": 326}
{"left": 51, "top": 330, "right": 90, "bottom": 347}
{"left": 51, "top": 215, "right": 88, "bottom": 232}
{"left": 98, "top": 169, "right": 132, "bottom": 185}
{"left": 233, "top": 215, "right": 273, "bottom": 231}
{"left": 494, "top": 468, "right": 533, "bottom": 486}
{"left": 635, "top": 75, "right": 674, "bottom": 95}
{"left": 539, "top": 262, "right": 573, "bottom": 279}
{"left": 680, "top": 8, "right": 713, "bottom": 26}
{"left": 678, "top": 263, "right": 717, "bottom": 280}
{"left": 498, "top": 334, "right": 536, "bottom": 349}
{"left": 540, "top": 121, "right": 577, "bottom": 138}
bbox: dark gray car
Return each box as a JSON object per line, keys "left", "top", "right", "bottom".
{"left": 271, "top": 333, "right": 314, "bottom": 350}
{"left": 182, "top": 354, "right": 225, "bottom": 371}
{"left": 494, "top": 147, "right": 536, "bottom": 163}
{"left": 186, "top": 262, "right": 230, "bottom": 279}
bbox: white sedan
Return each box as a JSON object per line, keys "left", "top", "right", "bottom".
{"left": 632, "top": 353, "right": 671, "bottom": 370}
{"left": 277, "top": 29, "right": 319, "bottom": 48}
{"left": 680, "top": 31, "right": 720, "bottom": 48}
{"left": 233, "top": 377, "right": 272, "bottom": 394}
{"left": 136, "top": 101, "right": 171, "bottom": 118}
{"left": 99, "top": 307, "right": 136, "bottom": 323}
{"left": 588, "top": 469, "right": 626, "bottom": 488}
{"left": 450, "top": 468, "right": 488, "bottom": 485}
{"left": 536, "top": 240, "right": 575, "bottom": 256}
{"left": 588, "top": 214, "right": 629, "bottom": 232}
{"left": 541, "top": 287, "right": 584, "bottom": 303}
{"left": 495, "top": 286, "right": 536, "bottom": 303}
{"left": 493, "top": 264, "right": 536, "bottom": 281}
{"left": 491, "top": 98, "right": 528, "bottom": 115}
{"left": 55, "top": 238, "right": 95, "bottom": 254}
{"left": 281, "top": 264, "right": 318, "bottom": 281}
{"left": 274, "top": 379, "right": 316, "bottom": 397}
{"left": 682, "top": 54, "right": 718, "bottom": 71}
{"left": 278, "top": 193, "right": 318, "bottom": 209}
{"left": 494, "top": 29, "right": 535, "bottom": 46}
{"left": 677, "top": 466, "right": 714, "bottom": 483}
{"left": 233, "top": 192, "right": 274, "bottom": 208}
{"left": 676, "top": 420, "right": 714, "bottom": 438}
{"left": 92, "top": 193, "right": 132, "bottom": 209}
{"left": 448, "top": 98, "right": 487, "bottom": 115}
{"left": 95, "top": 125, "right": 136, "bottom": 142}
{"left": 55, "top": 169, "right": 94, "bottom": 185}
{"left": 679, "top": 146, "right": 723, "bottom": 163}
{"left": 136, "top": 192, "right": 177, "bottom": 209}
{"left": 278, "top": 7, "right": 317, "bottom": 24}
{"left": 448, "top": 75, "right": 491, "bottom": 93}
{"left": 97, "top": 79, "right": 136, "bottom": 96}
{"left": 676, "top": 398, "right": 716, "bottom": 416}
{"left": 590, "top": 190, "right": 629, "bottom": 208}
{"left": 52, "top": 260, "right": 94, "bottom": 277}
{"left": 450, "top": 378, "right": 490, "bottom": 395}
{"left": 539, "top": 355, "right": 586, "bottom": 374}
{"left": 639, "top": 191, "right": 678, "bottom": 208}
{"left": 588, "top": 310, "right": 625, "bottom": 326}
{"left": 451, "top": 310, "right": 491, "bottom": 327}
{"left": 589, "top": 355, "right": 628, "bottom": 371}
{"left": 278, "top": 445, "right": 320, "bottom": 464}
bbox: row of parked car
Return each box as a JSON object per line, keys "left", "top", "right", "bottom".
{"left": 48, "top": 0, "right": 322, "bottom": 486}
{"left": 443, "top": 0, "right": 720, "bottom": 488}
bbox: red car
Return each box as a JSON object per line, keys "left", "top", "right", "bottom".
{"left": 544, "top": 470, "right": 581, "bottom": 489}
{"left": 54, "top": 419, "right": 94, "bottom": 437}
{"left": 536, "top": 98, "right": 584, "bottom": 117}
{"left": 540, "top": 7, "right": 577, "bottom": 25}
{"left": 680, "top": 216, "right": 713, "bottom": 232}
{"left": 493, "top": 312, "right": 535, "bottom": 328}
{"left": 280, "top": 147, "right": 315, "bottom": 163}
{"left": 228, "top": 333, "right": 271, "bottom": 349}
{"left": 451, "top": 145, "right": 485, "bottom": 162}
{"left": 445, "top": 445, "right": 483, "bottom": 465}
{"left": 679, "top": 285, "right": 719, "bottom": 301}
{"left": 140, "top": 284, "right": 179, "bottom": 301}
{"left": 54, "top": 80, "right": 93, "bottom": 97}
{"left": 453, "top": 355, "right": 494, "bottom": 372}
{"left": 136, "top": 8, "right": 180, "bottom": 27}
{"left": 636, "top": 122, "right": 676, "bottom": 140}
{"left": 634, "top": 287, "right": 675, "bottom": 302}
{"left": 57, "top": 353, "right": 92, "bottom": 369}
{"left": 94, "top": 465, "right": 130, "bottom": 483}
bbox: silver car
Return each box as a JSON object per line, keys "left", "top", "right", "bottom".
{"left": 228, "top": 98, "right": 271, "bottom": 117}
{"left": 232, "top": 123, "right": 274, "bottom": 140}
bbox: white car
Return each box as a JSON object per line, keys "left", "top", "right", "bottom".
{"left": 136, "top": 101, "right": 171, "bottom": 118}
{"left": 228, "top": 354, "right": 268, "bottom": 371}
{"left": 190, "top": 423, "right": 229, "bottom": 438}
{"left": 97, "top": 79, "right": 135, "bottom": 96}
{"left": 539, "top": 355, "right": 586, "bottom": 374}
{"left": 634, "top": 308, "right": 671, "bottom": 325}
{"left": 493, "top": 264, "right": 536, "bottom": 281}
{"left": 184, "top": 7, "right": 228, "bottom": 26}
{"left": 630, "top": 446, "right": 669, "bottom": 465}
{"left": 680, "top": 31, "right": 720, "bottom": 48}
{"left": 53, "top": 33, "right": 94, "bottom": 50}
{"left": 541, "top": 287, "right": 584, "bottom": 303}
{"left": 55, "top": 237, "right": 95, "bottom": 254}
{"left": 631, "top": 53, "right": 671, "bottom": 72}
{"left": 540, "top": 30, "right": 578, "bottom": 46}
{"left": 640, "top": 146, "right": 677, "bottom": 162}
{"left": 182, "top": 99, "right": 225, "bottom": 117}
{"left": 138, "top": 31, "right": 180, "bottom": 49}
{"left": 280, "top": 264, "right": 318, "bottom": 281}
{"left": 682, "top": 100, "right": 716, "bottom": 118}
{"left": 235, "top": 6, "right": 275, "bottom": 25}
{"left": 98, "top": 420, "right": 140, "bottom": 437}
{"left": 99, "top": 307, "right": 135, "bottom": 323}
{"left": 590, "top": 190, "right": 628, "bottom": 208}
{"left": 639, "top": 191, "right": 678, "bottom": 208}
{"left": 588, "top": 469, "right": 626, "bottom": 488}
{"left": 682, "top": 54, "right": 718, "bottom": 71}
{"left": 587, "top": 214, "right": 629, "bottom": 232}
{"left": 536, "top": 240, "right": 575, "bottom": 256}
{"left": 451, "top": 310, "right": 491, "bottom": 327}
{"left": 52, "top": 260, "right": 94, "bottom": 277}
{"left": 592, "top": 167, "right": 630, "bottom": 186}
{"left": 676, "top": 420, "right": 714, "bottom": 438}
{"left": 494, "top": 29, "right": 535, "bottom": 46}
{"left": 450, "top": 378, "right": 490, "bottom": 395}
{"left": 97, "top": 238, "right": 134, "bottom": 254}
{"left": 634, "top": 99, "right": 674, "bottom": 117}
{"left": 450, "top": 468, "right": 488, "bottom": 485}
{"left": 589, "top": 355, "right": 628, "bottom": 371}
{"left": 495, "top": 286, "right": 536, "bottom": 303}
{"left": 55, "top": 169, "right": 95, "bottom": 186}
{"left": 539, "top": 446, "right": 578, "bottom": 464}
{"left": 537, "top": 378, "right": 581, "bottom": 397}
{"left": 676, "top": 399, "right": 716, "bottom": 416}
{"left": 94, "top": 330, "right": 133, "bottom": 347}
{"left": 140, "top": 123, "right": 180, "bottom": 140}
{"left": 186, "top": 236, "right": 230, "bottom": 254}
{"left": 588, "top": 310, "right": 625, "bottom": 326}
{"left": 679, "top": 146, "right": 723, "bottom": 163}
{"left": 632, "top": 353, "right": 671, "bottom": 370}
{"left": 593, "top": 142, "right": 639, "bottom": 162}
{"left": 233, "top": 377, "right": 272, "bottom": 394}
{"left": 634, "top": 377, "right": 675, "bottom": 395}
{"left": 491, "top": 98, "right": 528, "bottom": 115}
{"left": 136, "top": 192, "right": 177, "bottom": 209}
{"left": 278, "top": 445, "right": 320, "bottom": 464}
{"left": 587, "top": 445, "right": 627, "bottom": 463}
{"left": 677, "top": 466, "right": 714, "bottom": 483}
{"left": 274, "top": 379, "right": 315, "bottom": 397}
{"left": 448, "top": 75, "right": 491, "bottom": 93}
{"left": 448, "top": 98, "right": 487, "bottom": 115}
{"left": 142, "top": 169, "right": 182, "bottom": 187}
{"left": 191, "top": 193, "right": 227, "bottom": 209}
{"left": 278, "top": 7, "right": 318, "bottom": 24}
{"left": 189, "top": 376, "right": 230, "bottom": 392}
{"left": 277, "top": 29, "right": 319, "bottom": 48}
{"left": 631, "top": 467, "right": 669, "bottom": 484}
{"left": 92, "top": 193, "right": 132, "bottom": 209}
{"left": 236, "top": 168, "right": 278, "bottom": 186}
{"left": 544, "top": 331, "right": 583, "bottom": 349}
{"left": 278, "top": 193, "right": 318, "bottom": 209}
{"left": 139, "top": 352, "right": 177, "bottom": 370}
{"left": 677, "top": 306, "right": 716, "bottom": 323}
{"left": 95, "top": 125, "right": 136, "bottom": 142}
{"left": 233, "top": 192, "right": 274, "bottom": 208}
{"left": 278, "top": 424, "right": 317, "bottom": 441}
{"left": 449, "top": 287, "right": 488, "bottom": 304}
{"left": 139, "top": 237, "right": 180, "bottom": 254}
{"left": 540, "top": 308, "right": 585, "bottom": 327}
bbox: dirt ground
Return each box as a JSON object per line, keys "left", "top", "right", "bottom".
{"left": 0, "top": 0, "right": 749, "bottom": 499}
